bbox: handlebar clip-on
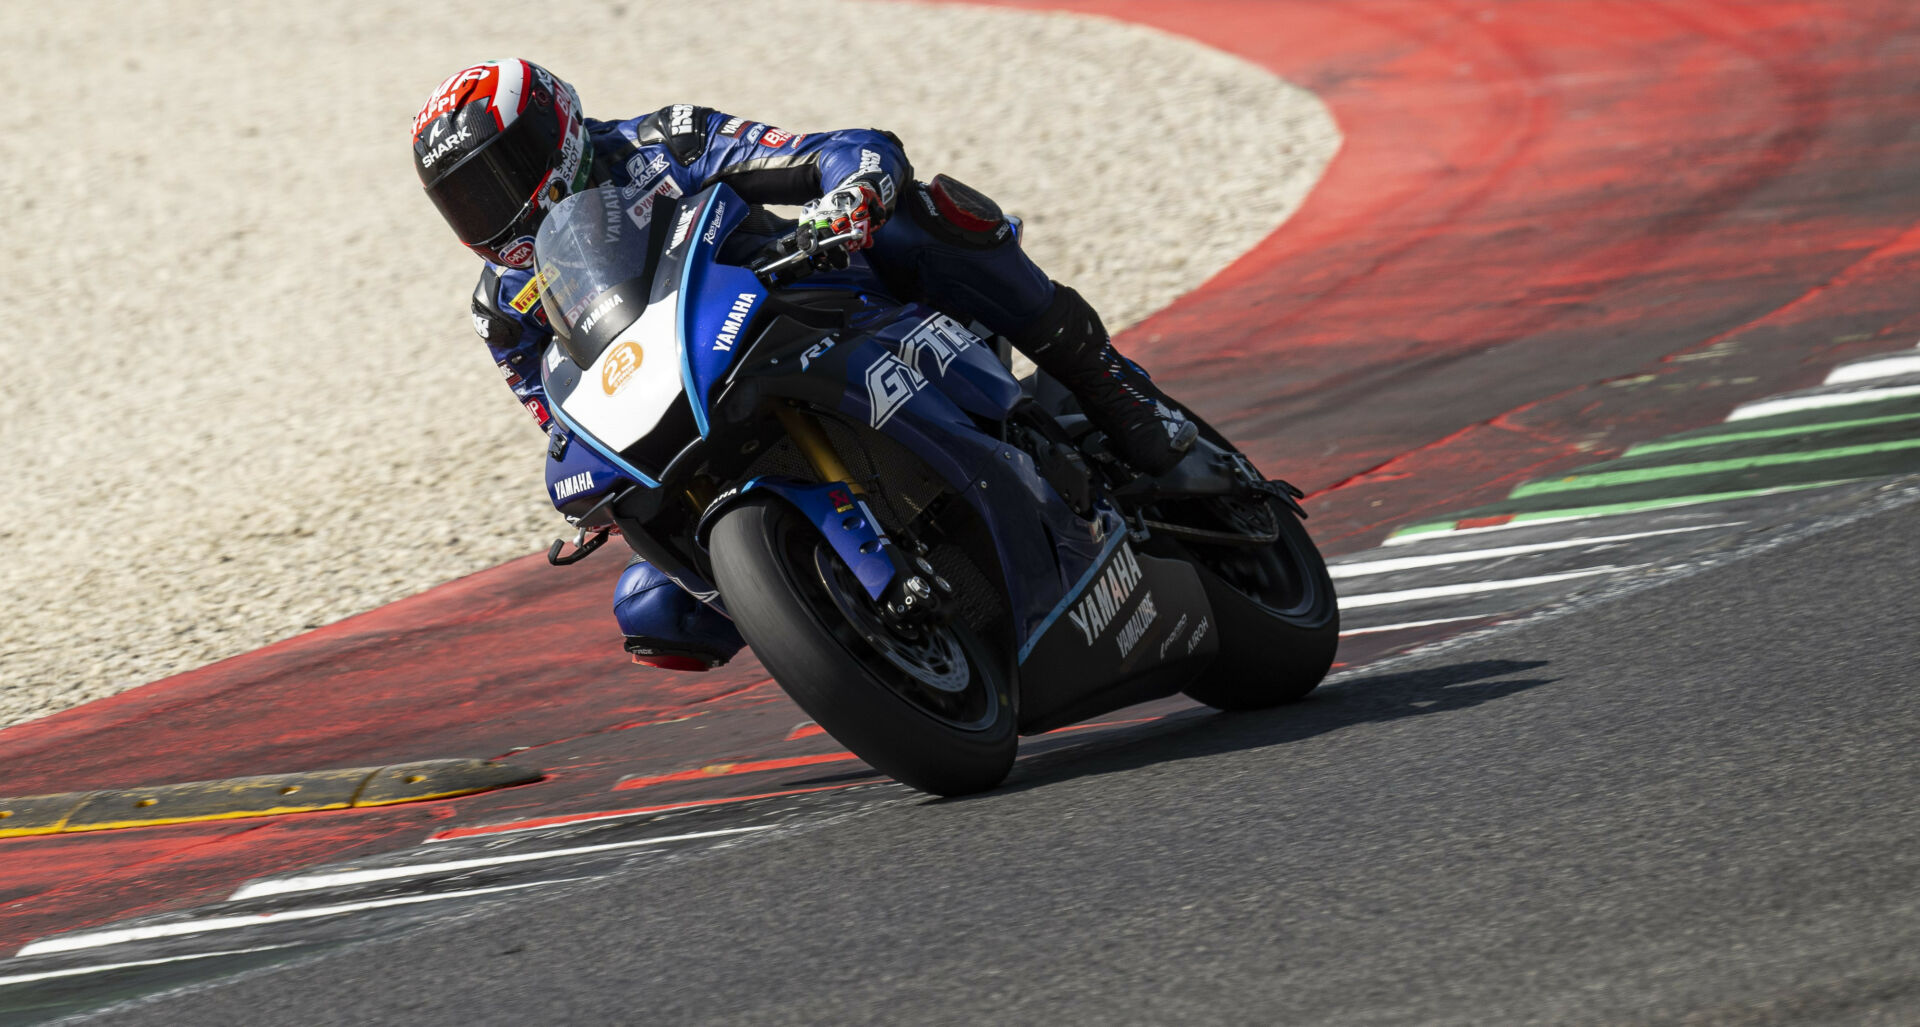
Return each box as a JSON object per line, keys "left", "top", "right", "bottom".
{"left": 750, "top": 222, "right": 865, "bottom": 287}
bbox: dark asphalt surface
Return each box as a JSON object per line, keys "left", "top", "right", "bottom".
{"left": 111, "top": 500, "right": 1920, "bottom": 1026}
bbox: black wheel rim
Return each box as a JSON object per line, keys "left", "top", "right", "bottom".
{"left": 776, "top": 519, "right": 1000, "bottom": 733}
{"left": 1181, "top": 497, "right": 1322, "bottom": 619}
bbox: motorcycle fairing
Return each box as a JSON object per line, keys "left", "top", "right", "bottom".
{"left": 542, "top": 368, "right": 662, "bottom": 490}
{"left": 1014, "top": 537, "right": 1220, "bottom": 734}
{"left": 539, "top": 188, "right": 750, "bottom": 487}
{"left": 694, "top": 476, "right": 899, "bottom": 599}
{"left": 804, "top": 318, "right": 1123, "bottom": 652}
{"left": 676, "top": 191, "right": 761, "bottom": 435}
{"left": 842, "top": 310, "right": 1025, "bottom": 429}
{"left": 544, "top": 297, "right": 685, "bottom": 462}
{"left": 542, "top": 425, "right": 627, "bottom": 517}
{"left": 801, "top": 316, "right": 1226, "bottom": 716}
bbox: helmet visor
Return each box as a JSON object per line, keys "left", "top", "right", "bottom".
{"left": 423, "top": 112, "right": 564, "bottom": 245}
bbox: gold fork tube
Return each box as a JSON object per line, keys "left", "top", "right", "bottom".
{"left": 773, "top": 405, "right": 865, "bottom": 494}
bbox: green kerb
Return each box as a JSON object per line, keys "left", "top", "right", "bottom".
{"left": 1623, "top": 410, "right": 1920, "bottom": 457}
{"left": 1511, "top": 438, "right": 1920, "bottom": 497}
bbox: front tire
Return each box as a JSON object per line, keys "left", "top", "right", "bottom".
{"left": 708, "top": 498, "right": 1017, "bottom": 796}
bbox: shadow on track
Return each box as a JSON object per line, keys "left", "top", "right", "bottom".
{"left": 942, "top": 659, "right": 1557, "bottom": 800}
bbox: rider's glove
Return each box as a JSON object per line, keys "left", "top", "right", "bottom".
{"left": 801, "top": 177, "right": 889, "bottom": 251}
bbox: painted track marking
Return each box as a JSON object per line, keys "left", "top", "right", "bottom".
{"left": 614, "top": 754, "right": 860, "bottom": 791}
{"left": 1624, "top": 411, "right": 1920, "bottom": 457}
{"left": 1390, "top": 481, "right": 1858, "bottom": 542}
{"left": 1338, "top": 566, "right": 1636, "bottom": 610}
{"left": 0, "top": 946, "right": 295, "bottom": 987}
{"left": 1511, "top": 438, "right": 1920, "bottom": 497}
{"left": 428, "top": 784, "right": 866, "bottom": 842}
{"left": 1825, "top": 351, "right": 1920, "bottom": 384}
{"left": 228, "top": 826, "right": 775, "bottom": 901}
{"left": 16, "top": 880, "right": 575, "bottom": 957}
{"left": 1339, "top": 616, "right": 1491, "bottom": 637}
{"left": 1331, "top": 525, "right": 1733, "bottom": 578}
{"left": 1729, "top": 384, "right": 1920, "bottom": 421}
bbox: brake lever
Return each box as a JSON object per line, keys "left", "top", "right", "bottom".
{"left": 751, "top": 225, "right": 867, "bottom": 287}
{"left": 545, "top": 486, "right": 629, "bottom": 566}
{"left": 547, "top": 525, "right": 611, "bottom": 566}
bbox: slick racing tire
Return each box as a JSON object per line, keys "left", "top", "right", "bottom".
{"left": 1176, "top": 499, "right": 1339, "bottom": 711}
{"left": 709, "top": 497, "right": 1017, "bottom": 796}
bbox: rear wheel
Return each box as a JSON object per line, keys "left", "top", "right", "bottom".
{"left": 708, "top": 497, "right": 1016, "bottom": 796}
{"left": 1172, "top": 495, "right": 1339, "bottom": 710}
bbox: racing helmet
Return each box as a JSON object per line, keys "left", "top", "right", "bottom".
{"left": 412, "top": 59, "right": 590, "bottom": 268}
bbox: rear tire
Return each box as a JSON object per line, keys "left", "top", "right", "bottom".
{"left": 1177, "top": 499, "right": 1339, "bottom": 711}
{"left": 708, "top": 498, "right": 1016, "bottom": 796}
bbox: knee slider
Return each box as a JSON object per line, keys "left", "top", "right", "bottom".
{"left": 908, "top": 174, "right": 1012, "bottom": 248}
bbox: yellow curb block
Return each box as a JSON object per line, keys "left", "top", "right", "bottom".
{"left": 0, "top": 759, "right": 542, "bottom": 838}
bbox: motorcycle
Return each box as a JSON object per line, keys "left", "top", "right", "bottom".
{"left": 533, "top": 182, "right": 1338, "bottom": 796}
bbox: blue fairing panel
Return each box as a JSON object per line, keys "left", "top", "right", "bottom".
{"left": 543, "top": 428, "right": 627, "bottom": 511}
{"left": 678, "top": 190, "right": 761, "bottom": 432}
{"left": 853, "top": 308, "right": 1025, "bottom": 429}
{"left": 695, "top": 477, "right": 899, "bottom": 600}
{"left": 829, "top": 321, "right": 1114, "bottom": 650}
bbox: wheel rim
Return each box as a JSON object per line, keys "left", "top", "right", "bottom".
{"left": 778, "top": 521, "right": 1000, "bottom": 732}
{"left": 813, "top": 547, "right": 971, "bottom": 693}
{"left": 1183, "top": 497, "right": 1322, "bottom": 619}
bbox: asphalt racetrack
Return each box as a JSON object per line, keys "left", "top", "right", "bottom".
{"left": 5, "top": 0, "right": 1920, "bottom": 1022}
{"left": 107, "top": 494, "right": 1920, "bottom": 1025}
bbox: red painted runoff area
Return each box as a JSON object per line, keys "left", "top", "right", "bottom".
{"left": 4, "top": 0, "right": 1919, "bottom": 951}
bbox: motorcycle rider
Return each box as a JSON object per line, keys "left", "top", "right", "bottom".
{"left": 412, "top": 58, "right": 1196, "bottom": 672}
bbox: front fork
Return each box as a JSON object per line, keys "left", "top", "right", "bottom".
{"left": 774, "top": 403, "right": 954, "bottom": 625}
{"left": 775, "top": 405, "right": 865, "bottom": 496}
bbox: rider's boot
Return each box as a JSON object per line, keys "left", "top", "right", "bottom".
{"left": 613, "top": 556, "right": 744, "bottom": 672}
{"left": 1014, "top": 283, "right": 1198, "bottom": 475}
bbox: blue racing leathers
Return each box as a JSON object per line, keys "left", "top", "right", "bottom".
{"left": 467, "top": 104, "right": 1060, "bottom": 668}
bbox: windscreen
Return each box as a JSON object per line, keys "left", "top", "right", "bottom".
{"left": 534, "top": 185, "right": 658, "bottom": 365}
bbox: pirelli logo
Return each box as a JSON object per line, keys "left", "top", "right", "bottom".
{"left": 509, "top": 272, "right": 548, "bottom": 314}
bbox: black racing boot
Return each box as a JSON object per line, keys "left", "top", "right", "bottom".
{"left": 1015, "top": 283, "right": 1198, "bottom": 475}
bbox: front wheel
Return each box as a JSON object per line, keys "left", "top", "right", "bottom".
{"left": 708, "top": 498, "right": 1016, "bottom": 796}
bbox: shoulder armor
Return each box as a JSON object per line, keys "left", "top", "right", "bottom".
{"left": 470, "top": 265, "right": 522, "bottom": 344}
{"left": 634, "top": 103, "right": 715, "bottom": 166}
{"left": 472, "top": 265, "right": 504, "bottom": 316}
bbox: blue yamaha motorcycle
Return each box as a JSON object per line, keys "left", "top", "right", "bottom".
{"left": 534, "top": 183, "right": 1337, "bottom": 796}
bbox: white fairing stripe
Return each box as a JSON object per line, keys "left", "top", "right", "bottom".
{"left": 558, "top": 298, "right": 687, "bottom": 453}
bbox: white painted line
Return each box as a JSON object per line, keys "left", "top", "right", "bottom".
{"left": 1331, "top": 524, "right": 1738, "bottom": 578}
{"left": 1339, "top": 566, "right": 1634, "bottom": 610}
{"left": 229, "top": 826, "right": 774, "bottom": 901}
{"left": 1339, "top": 615, "right": 1490, "bottom": 637}
{"left": 1728, "top": 384, "right": 1920, "bottom": 421}
{"left": 1824, "top": 352, "right": 1920, "bottom": 385}
{"left": 1383, "top": 480, "right": 1861, "bottom": 545}
{"left": 0, "top": 945, "right": 295, "bottom": 986}
{"left": 1381, "top": 513, "right": 1597, "bottom": 546}
{"left": 16, "top": 880, "right": 575, "bottom": 957}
